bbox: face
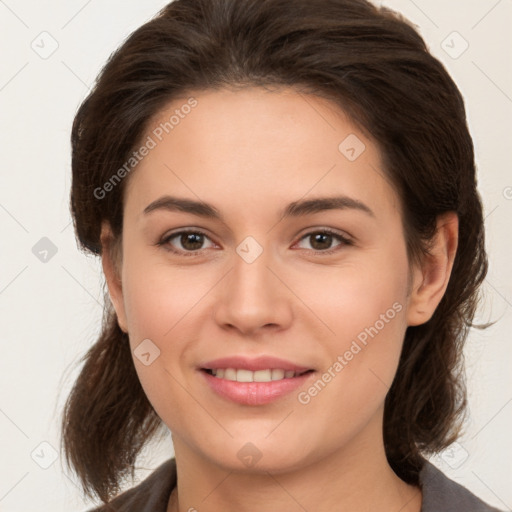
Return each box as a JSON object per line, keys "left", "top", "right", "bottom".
{"left": 103, "top": 86, "right": 437, "bottom": 473}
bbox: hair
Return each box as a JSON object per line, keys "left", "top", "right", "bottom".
{"left": 61, "top": 0, "right": 488, "bottom": 506}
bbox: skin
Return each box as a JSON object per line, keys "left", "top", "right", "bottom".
{"left": 100, "top": 86, "right": 458, "bottom": 512}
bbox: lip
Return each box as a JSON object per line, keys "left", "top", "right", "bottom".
{"left": 201, "top": 369, "right": 315, "bottom": 405}
{"left": 200, "top": 355, "right": 312, "bottom": 373}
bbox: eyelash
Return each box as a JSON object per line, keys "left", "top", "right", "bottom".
{"left": 156, "top": 228, "right": 353, "bottom": 257}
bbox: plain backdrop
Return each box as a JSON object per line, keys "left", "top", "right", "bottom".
{"left": 0, "top": 1, "right": 511, "bottom": 511}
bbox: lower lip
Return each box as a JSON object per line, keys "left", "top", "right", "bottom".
{"left": 200, "top": 370, "right": 315, "bottom": 405}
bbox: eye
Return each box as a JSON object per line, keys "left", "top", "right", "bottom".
{"left": 157, "top": 230, "right": 216, "bottom": 255}
{"left": 295, "top": 229, "right": 352, "bottom": 254}
{"left": 156, "top": 228, "right": 352, "bottom": 257}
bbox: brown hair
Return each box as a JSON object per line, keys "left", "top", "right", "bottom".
{"left": 61, "top": 0, "right": 488, "bottom": 505}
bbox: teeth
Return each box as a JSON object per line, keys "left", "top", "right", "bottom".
{"left": 209, "top": 368, "right": 305, "bottom": 382}
{"left": 254, "top": 369, "right": 272, "bottom": 382}
{"left": 237, "top": 369, "right": 254, "bottom": 382}
{"left": 271, "top": 369, "right": 285, "bottom": 381}
{"left": 224, "top": 368, "right": 237, "bottom": 380}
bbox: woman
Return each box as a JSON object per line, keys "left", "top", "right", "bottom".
{"left": 61, "top": 0, "right": 503, "bottom": 510}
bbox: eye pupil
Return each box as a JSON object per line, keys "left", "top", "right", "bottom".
{"left": 181, "top": 233, "right": 204, "bottom": 250}
{"left": 311, "top": 232, "right": 332, "bottom": 250}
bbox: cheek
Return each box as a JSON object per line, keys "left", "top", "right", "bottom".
{"left": 293, "top": 246, "right": 410, "bottom": 347}
{"left": 294, "top": 243, "right": 410, "bottom": 404}
{"left": 119, "top": 252, "right": 223, "bottom": 405}
{"left": 121, "top": 251, "right": 210, "bottom": 341}
{"left": 119, "top": 257, "right": 202, "bottom": 421}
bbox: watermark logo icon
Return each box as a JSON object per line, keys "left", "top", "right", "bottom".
{"left": 441, "top": 31, "right": 469, "bottom": 59}
{"left": 440, "top": 442, "right": 469, "bottom": 469}
{"left": 32, "top": 237, "right": 58, "bottom": 263}
{"left": 31, "top": 441, "right": 58, "bottom": 469}
{"left": 31, "top": 31, "right": 59, "bottom": 59}
{"left": 338, "top": 134, "right": 366, "bottom": 161}
{"left": 236, "top": 236, "right": 263, "bottom": 264}
{"left": 134, "top": 338, "right": 161, "bottom": 366}
{"left": 237, "top": 442, "right": 263, "bottom": 467}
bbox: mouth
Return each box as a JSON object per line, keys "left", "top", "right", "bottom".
{"left": 199, "top": 355, "right": 316, "bottom": 405}
{"left": 199, "top": 356, "right": 316, "bottom": 405}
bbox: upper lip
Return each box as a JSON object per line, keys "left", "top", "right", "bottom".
{"left": 201, "top": 355, "right": 313, "bottom": 372}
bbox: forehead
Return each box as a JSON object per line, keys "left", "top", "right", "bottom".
{"left": 123, "top": 87, "right": 400, "bottom": 223}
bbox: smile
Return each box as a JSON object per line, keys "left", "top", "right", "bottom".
{"left": 200, "top": 368, "right": 315, "bottom": 405}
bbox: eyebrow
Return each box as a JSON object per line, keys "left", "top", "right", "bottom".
{"left": 142, "top": 195, "right": 375, "bottom": 220}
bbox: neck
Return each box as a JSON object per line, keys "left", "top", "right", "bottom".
{"left": 167, "top": 413, "right": 422, "bottom": 512}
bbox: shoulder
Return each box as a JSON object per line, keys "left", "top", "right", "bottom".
{"left": 85, "top": 458, "right": 177, "bottom": 512}
{"left": 419, "top": 458, "right": 505, "bottom": 512}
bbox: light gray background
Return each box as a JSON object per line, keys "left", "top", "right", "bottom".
{"left": 0, "top": 1, "right": 511, "bottom": 510}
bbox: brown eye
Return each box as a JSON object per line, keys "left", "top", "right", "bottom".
{"left": 309, "top": 232, "right": 334, "bottom": 250}
{"left": 158, "top": 230, "right": 215, "bottom": 255}
{"left": 296, "top": 229, "right": 352, "bottom": 254}
{"left": 178, "top": 232, "right": 205, "bottom": 251}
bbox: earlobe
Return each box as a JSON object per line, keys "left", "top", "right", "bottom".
{"left": 406, "top": 212, "right": 459, "bottom": 327}
{"left": 100, "top": 221, "right": 129, "bottom": 333}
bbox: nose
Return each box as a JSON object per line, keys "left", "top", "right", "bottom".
{"left": 212, "top": 245, "right": 293, "bottom": 337}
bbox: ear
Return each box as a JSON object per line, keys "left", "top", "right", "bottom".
{"left": 100, "top": 221, "right": 128, "bottom": 333}
{"left": 406, "top": 212, "right": 459, "bottom": 326}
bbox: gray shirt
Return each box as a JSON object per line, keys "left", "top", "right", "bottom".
{"left": 87, "top": 457, "right": 505, "bottom": 511}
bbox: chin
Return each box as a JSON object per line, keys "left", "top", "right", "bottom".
{"left": 196, "top": 436, "right": 315, "bottom": 475}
